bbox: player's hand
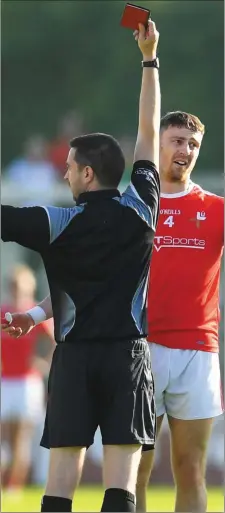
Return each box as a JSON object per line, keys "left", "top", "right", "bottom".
{"left": 134, "top": 20, "right": 159, "bottom": 60}
{"left": 1, "top": 312, "right": 35, "bottom": 338}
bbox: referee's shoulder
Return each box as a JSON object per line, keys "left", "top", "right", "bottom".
{"left": 44, "top": 204, "right": 85, "bottom": 244}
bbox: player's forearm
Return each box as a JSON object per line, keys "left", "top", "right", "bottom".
{"left": 27, "top": 295, "right": 53, "bottom": 324}
{"left": 134, "top": 63, "right": 161, "bottom": 167}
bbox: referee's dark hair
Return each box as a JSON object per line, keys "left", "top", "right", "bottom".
{"left": 70, "top": 133, "right": 126, "bottom": 188}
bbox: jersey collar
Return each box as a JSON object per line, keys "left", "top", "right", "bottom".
{"left": 77, "top": 189, "right": 121, "bottom": 205}
{"left": 160, "top": 181, "right": 195, "bottom": 198}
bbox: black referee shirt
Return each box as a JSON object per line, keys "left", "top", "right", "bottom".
{"left": 2, "top": 160, "right": 160, "bottom": 343}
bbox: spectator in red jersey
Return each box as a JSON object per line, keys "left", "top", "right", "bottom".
{"left": 1, "top": 265, "right": 54, "bottom": 491}
{"left": 48, "top": 110, "right": 84, "bottom": 178}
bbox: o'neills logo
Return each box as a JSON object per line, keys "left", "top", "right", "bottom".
{"left": 154, "top": 235, "right": 206, "bottom": 252}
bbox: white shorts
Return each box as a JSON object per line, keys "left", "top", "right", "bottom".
{"left": 1, "top": 376, "right": 45, "bottom": 423}
{"left": 149, "top": 343, "right": 224, "bottom": 420}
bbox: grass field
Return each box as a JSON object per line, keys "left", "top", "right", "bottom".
{"left": 2, "top": 486, "right": 224, "bottom": 512}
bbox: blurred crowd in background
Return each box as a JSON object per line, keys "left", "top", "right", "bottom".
{"left": 2, "top": 109, "right": 135, "bottom": 197}
{"left": 1, "top": 0, "right": 224, "bottom": 492}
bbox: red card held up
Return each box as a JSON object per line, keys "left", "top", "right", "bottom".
{"left": 120, "top": 3, "right": 150, "bottom": 31}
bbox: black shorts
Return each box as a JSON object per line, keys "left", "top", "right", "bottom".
{"left": 40, "top": 338, "right": 156, "bottom": 450}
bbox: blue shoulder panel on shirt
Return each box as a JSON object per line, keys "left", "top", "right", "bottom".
{"left": 41, "top": 205, "right": 84, "bottom": 243}
{"left": 118, "top": 184, "right": 153, "bottom": 228}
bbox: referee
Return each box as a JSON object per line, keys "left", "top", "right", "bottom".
{"left": 2, "top": 21, "right": 160, "bottom": 513}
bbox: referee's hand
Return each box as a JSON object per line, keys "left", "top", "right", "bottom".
{"left": 1, "top": 312, "right": 35, "bottom": 338}
{"left": 133, "top": 20, "right": 159, "bottom": 60}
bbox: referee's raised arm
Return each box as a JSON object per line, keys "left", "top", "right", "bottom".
{"left": 122, "top": 21, "right": 161, "bottom": 232}
{"left": 134, "top": 21, "right": 160, "bottom": 167}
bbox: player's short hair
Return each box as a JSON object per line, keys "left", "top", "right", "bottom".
{"left": 160, "top": 111, "right": 205, "bottom": 135}
{"left": 70, "top": 133, "right": 125, "bottom": 188}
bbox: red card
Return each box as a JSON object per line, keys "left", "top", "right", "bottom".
{"left": 120, "top": 3, "right": 150, "bottom": 31}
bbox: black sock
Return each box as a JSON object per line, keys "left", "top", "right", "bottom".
{"left": 101, "top": 487, "right": 135, "bottom": 512}
{"left": 41, "top": 495, "right": 72, "bottom": 512}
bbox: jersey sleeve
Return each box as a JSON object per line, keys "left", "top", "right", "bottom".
{"left": 121, "top": 160, "right": 160, "bottom": 230}
{"left": 1, "top": 205, "right": 50, "bottom": 251}
{"left": 1, "top": 204, "right": 84, "bottom": 252}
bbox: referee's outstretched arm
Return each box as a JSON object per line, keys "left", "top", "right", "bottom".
{"left": 134, "top": 21, "right": 160, "bottom": 169}
{"left": 121, "top": 21, "right": 161, "bottom": 236}
{"left": 1, "top": 204, "right": 51, "bottom": 249}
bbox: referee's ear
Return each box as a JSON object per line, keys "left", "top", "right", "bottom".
{"left": 84, "top": 165, "right": 94, "bottom": 183}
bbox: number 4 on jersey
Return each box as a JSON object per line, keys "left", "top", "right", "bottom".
{"left": 163, "top": 215, "right": 174, "bottom": 228}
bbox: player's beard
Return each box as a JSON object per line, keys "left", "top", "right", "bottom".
{"left": 163, "top": 163, "right": 191, "bottom": 183}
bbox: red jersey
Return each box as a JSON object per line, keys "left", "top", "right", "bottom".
{"left": 147, "top": 182, "right": 224, "bottom": 352}
{"left": 48, "top": 139, "right": 69, "bottom": 176}
{"left": 1, "top": 304, "right": 53, "bottom": 378}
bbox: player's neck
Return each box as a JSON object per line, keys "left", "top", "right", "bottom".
{"left": 160, "top": 179, "right": 190, "bottom": 194}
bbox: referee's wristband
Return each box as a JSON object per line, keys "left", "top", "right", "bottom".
{"left": 26, "top": 306, "right": 47, "bottom": 325}
{"left": 142, "top": 58, "right": 159, "bottom": 69}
